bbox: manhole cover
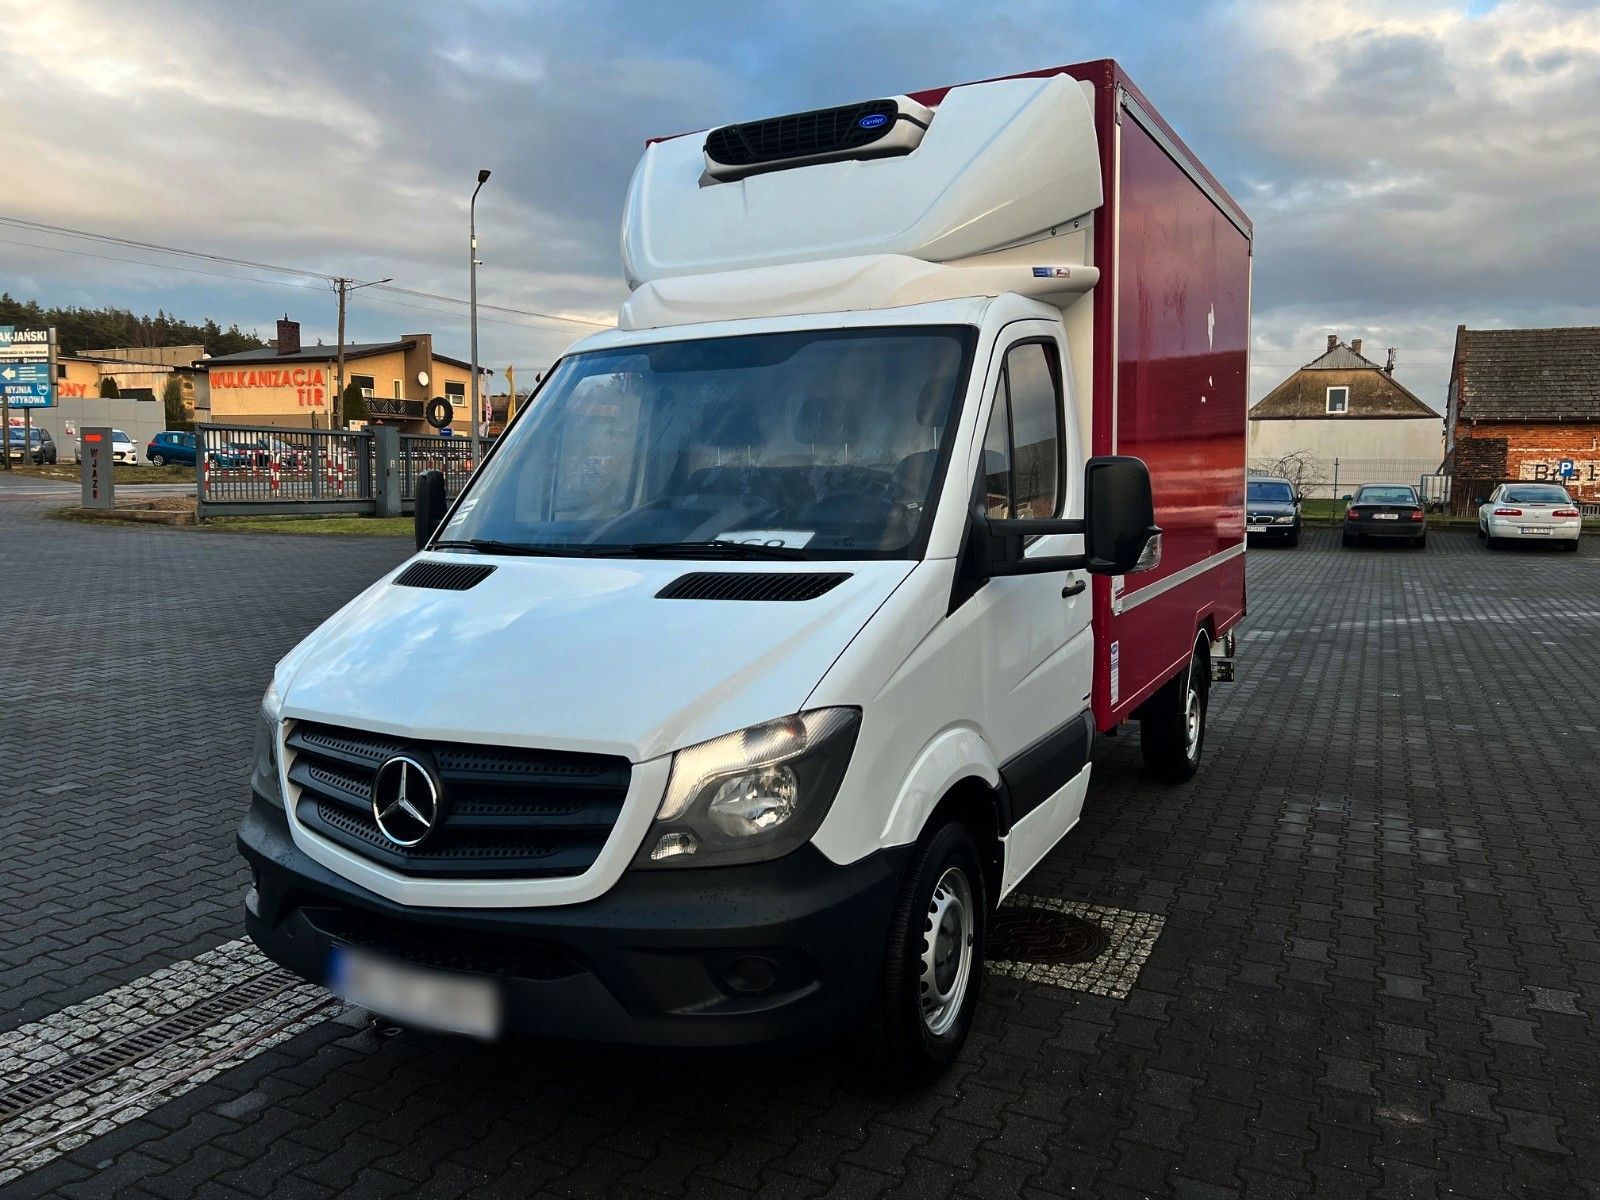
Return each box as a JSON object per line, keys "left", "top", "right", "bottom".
{"left": 989, "top": 907, "right": 1107, "bottom": 965}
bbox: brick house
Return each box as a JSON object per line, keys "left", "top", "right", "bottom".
{"left": 1248, "top": 335, "right": 1442, "bottom": 497}
{"left": 1444, "top": 325, "right": 1600, "bottom": 511}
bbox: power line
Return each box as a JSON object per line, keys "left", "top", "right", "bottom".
{"left": 0, "top": 233, "right": 594, "bottom": 335}
{"left": 0, "top": 214, "right": 611, "bottom": 330}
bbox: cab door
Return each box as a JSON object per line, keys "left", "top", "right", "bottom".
{"left": 958, "top": 326, "right": 1095, "bottom": 891}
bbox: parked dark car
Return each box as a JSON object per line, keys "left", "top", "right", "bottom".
{"left": 7, "top": 426, "right": 56, "bottom": 464}
{"left": 1246, "top": 475, "right": 1301, "bottom": 546}
{"left": 1343, "top": 483, "right": 1427, "bottom": 548}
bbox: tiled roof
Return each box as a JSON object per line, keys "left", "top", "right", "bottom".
{"left": 1250, "top": 339, "right": 1438, "bottom": 420}
{"left": 1455, "top": 326, "right": 1600, "bottom": 422}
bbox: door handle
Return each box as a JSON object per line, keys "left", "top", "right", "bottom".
{"left": 1061, "top": 578, "right": 1086, "bottom": 598}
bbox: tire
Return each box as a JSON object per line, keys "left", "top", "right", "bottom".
{"left": 1563, "top": 539, "right": 1580, "bottom": 552}
{"left": 866, "top": 820, "right": 986, "bottom": 1085}
{"left": 1140, "top": 640, "right": 1208, "bottom": 783}
{"left": 1485, "top": 536, "right": 1499, "bottom": 550}
{"left": 1477, "top": 525, "right": 1485, "bottom": 540}
{"left": 1285, "top": 527, "right": 1300, "bottom": 548}
{"left": 1414, "top": 533, "right": 1426, "bottom": 548}
{"left": 1342, "top": 529, "right": 1356, "bottom": 547}
{"left": 150, "top": 453, "right": 166, "bottom": 466}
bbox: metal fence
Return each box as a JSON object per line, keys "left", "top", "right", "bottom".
{"left": 399, "top": 434, "right": 480, "bottom": 501}
{"left": 195, "top": 423, "right": 480, "bottom": 519}
{"left": 1249, "top": 456, "right": 1446, "bottom": 503}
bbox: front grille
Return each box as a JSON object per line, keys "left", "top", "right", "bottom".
{"left": 705, "top": 98, "right": 903, "bottom": 170}
{"left": 287, "top": 722, "right": 631, "bottom": 880}
{"left": 305, "top": 906, "right": 581, "bottom": 979}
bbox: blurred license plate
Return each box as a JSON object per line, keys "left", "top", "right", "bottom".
{"left": 328, "top": 945, "right": 501, "bottom": 1038}
{"left": 1520, "top": 526, "right": 1550, "bottom": 535}
{"left": 1373, "top": 513, "right": 1399, "bottom": 520}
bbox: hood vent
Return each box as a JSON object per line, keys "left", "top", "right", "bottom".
{"left": 703, "top": 96, "right": 932, "bottom": 182}
{"left": 657, "top": 571, "right": 851, "bottom": 602}
{"left": 394, "top": 561, "right": 497, "bottom": 591}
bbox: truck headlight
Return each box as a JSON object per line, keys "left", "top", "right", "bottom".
{"left": 635, "top": 708, "right": 861, "bottom": 868}
{"left": 252, "top": 681, "right": 285, "bottom": 809}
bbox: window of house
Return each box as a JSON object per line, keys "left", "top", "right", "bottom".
{"left": 444, "top": 381, "right": 466, "bottom": 399}
{"left": 350, "top": 374, "right": 375, "bottom": 398}
{"left": 978, "top": 341, "right": 1063, "bottom": 520}
{"left": 1326, "top": 386, "right": 1349, "bottom": 414}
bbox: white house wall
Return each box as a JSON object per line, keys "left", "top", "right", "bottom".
{"left": 1249, "top": 417, "right": 1444, "bottom": 496}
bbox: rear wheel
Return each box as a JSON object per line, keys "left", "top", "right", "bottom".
{"left": 1140, "top": 639, "right": 1208, "bottom": 783}
{"left": 1563, "top": 539, "right": 1580, "bottom": 552}
{"left": 1342, "top": 529, "right": 1357, "bottom": 547}
{"left": 1486, "top": 535, "right": 1500, "bottom": 550}
{"left": 867, "top": 820, "right": 986, "bottom": 1085}
{"left": 1414, "top": 532, "right": 1427, "bottom": 548}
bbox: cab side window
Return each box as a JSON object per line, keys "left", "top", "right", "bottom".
{"left": 978, "top": 341, "right": 1063, "bottom": 520}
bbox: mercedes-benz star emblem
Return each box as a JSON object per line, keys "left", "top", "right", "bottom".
{"left": 371, "top": 756, "right": 441, "bottom": 848}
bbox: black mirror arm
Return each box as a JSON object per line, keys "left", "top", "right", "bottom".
{"left": 987, "top": 552, "right": 1088, "bottom": 577}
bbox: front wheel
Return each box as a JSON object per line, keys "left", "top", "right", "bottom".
{"left": 1140, "top": 641, "right": 1208, "bottom": 783}
{"left": 150, "top": 453, "right": 166, "bottom": 466}
{"left": 866, "top": 821, "right": 986, "bottom": 1085}
{"left": 1285, "top": 526, "right": 1300, "bottom": 548}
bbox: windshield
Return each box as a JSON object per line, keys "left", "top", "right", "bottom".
{"left": 1247, "top": 481, "right": 1294, "bottom": 504}
{"left": 1501, "top": 485, "right": 1569, "bottom": 504}
{"left": 113, "top": 430, "right": 131, "bottom": 442}
{"left": 441, "top": 326, "right": 975, "bottom": 559}
{"left": 1355, "top": 486, "right": 1416, "bottom": 505}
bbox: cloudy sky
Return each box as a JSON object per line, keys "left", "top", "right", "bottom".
{"left": 0, "top": 0, "right": 1596, "bottom": 405}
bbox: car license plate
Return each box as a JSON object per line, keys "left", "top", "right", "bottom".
{"left": 1520, "top": 526, "right": 1550, "bottom": 535}
{"left": 328, "top": 944, "right": 502, "bottom": 1038}
{"left": 1373, "top": 513, "right": 1399, "bottom": 520}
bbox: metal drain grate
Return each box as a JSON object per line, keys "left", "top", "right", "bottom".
{"left": 0, "top": 970, "right": 295, "bottom": 1122}
{"left": 988, "top": 907, "right": 1107, "bottom": 966}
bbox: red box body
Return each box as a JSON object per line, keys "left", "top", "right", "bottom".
{"left": 918, "top": 61, "right": 1252, "bottom": 730}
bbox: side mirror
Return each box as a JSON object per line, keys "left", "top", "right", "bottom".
{"left": 414, "top": 469, "right": 448, "bottom": 550}
{"left": 1341, "top": 493, "right": 1353, "bottom": 502}
{"left": 967, "top": 455, "right": 1161, "bottom": 579}
{"left": 1083, "top": 456, "right": 1161, "bottom": 574}
{"left": 1473, "top": 496, "right": 1487, "bottom": 505}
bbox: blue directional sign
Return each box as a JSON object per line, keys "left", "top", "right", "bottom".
{"left": 1558, "top": 458, "right": 1576, "bottom": 479}
{"left": 0, "top": 359, "right": 55, "bottom": 408}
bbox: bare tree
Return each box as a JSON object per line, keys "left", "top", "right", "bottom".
{"left": 1249, "top": 449, "right": 1322, "bottom": 496}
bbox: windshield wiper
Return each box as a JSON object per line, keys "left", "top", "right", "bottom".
{"left": 618, "top": 540, "right": 815, "bottom": 560}
{"left": 432, "top": 538, "right": 592, "bottom": 557}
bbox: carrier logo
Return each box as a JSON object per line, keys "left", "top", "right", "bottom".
{"left": 858, "top": 112, "right": 889, "bottom": 130}
{"left": 371, "top": 756, "right": 442, "bottom": 848}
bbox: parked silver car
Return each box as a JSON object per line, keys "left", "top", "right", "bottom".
{"left": 1477, "top": 483, "right": 1582, "bottom": 550}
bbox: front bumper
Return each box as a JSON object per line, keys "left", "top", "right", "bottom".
{"left": 238, "top": 795, "right": 907, "bottom": 1047}
{"left": 1246, "top": 522, "right": 1296, "bottom": 538}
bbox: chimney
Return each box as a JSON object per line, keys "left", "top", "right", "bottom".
{"left": 1385, "top": 348, "right": 1396, "bottom": 374}
{"left": 1327, "top": 334, "right": 1338, "bottom": 352}
{"left": 276, "top": 316, "right": 301, "bottom": 356}
{"left": 1351, "top": 338, "right": 1363, "bottom": 356}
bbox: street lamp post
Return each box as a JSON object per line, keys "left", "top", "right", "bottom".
{"left": 470, "top": 168, "right": 491, "bottom": 460}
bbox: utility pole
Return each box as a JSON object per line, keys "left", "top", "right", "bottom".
{"left": 331, "top": 275, "right": 392, "bottom": 428}
{"left": 470, "top": 169, "right": 492, "bottom": 459}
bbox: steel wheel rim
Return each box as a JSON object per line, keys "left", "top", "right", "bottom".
{"left": 920, "top": 866, "right": 975, "bottom": 1036}
{"left": 1184, "top": 683, "right": 1202, "bottom": 761}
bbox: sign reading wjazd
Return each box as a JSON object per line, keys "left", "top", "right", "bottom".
{"left": 0, "top": 326, "right": 56, "bottom": 408}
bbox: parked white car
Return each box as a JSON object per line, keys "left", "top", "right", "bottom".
{"left": 110, "top": 429, "right": 138, "bottom": 465}
{"left": 1478, "top": 483, "right": 1582, "bottom": 550}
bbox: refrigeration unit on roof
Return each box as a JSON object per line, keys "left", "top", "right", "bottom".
{"left": 702, "top": 96, "right": 934, "bottom": 182}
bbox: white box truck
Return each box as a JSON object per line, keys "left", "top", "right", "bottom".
{"left": 241, "top": 59, "right": 1251, "bottom": 1081}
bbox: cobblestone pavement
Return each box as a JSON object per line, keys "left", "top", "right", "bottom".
{"left": 2, "top": 509, "right": 1597, "bottom": 1199}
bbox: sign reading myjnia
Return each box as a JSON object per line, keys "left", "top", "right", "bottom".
{"left": 0, "top": 326, "right": 55, "bottom": 408}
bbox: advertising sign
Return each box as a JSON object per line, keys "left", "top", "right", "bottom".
{"left": 0, "top": 326, "right": 55, "bottom": 408}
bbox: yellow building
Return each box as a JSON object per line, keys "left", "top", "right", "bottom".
{"left": 202, "top": 330, "right": 487, "bottom": 433}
